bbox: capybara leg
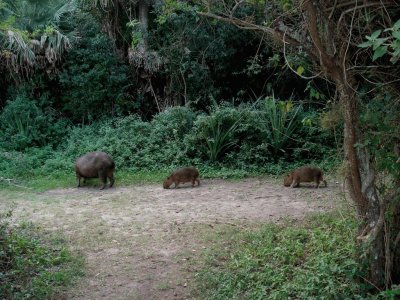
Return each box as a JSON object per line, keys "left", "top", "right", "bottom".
{"left": 290, "top": 180, "right": 298, "bottom": 188}
{"left": 76, "top": 174, "right": 81, "bottom": 187}
{"left": 196, "top": 178, "right": 200, "bottom": 186}
{"left": 109, "top": 174, "right": 115, "bottom": 188}
{"left": 174, "top": 181, "right": 180, "bottom": 188}
{"left": 315, "top": 180, "right": 320, "bottom": 188}
{"left": 323, "top": 180, "right": 327, "bottom": 187}
{"left": 98, "top": 171, "right": 107, "bottom": 190}
{"left": 99, "top": 179, "right": 107, "bottom": 190}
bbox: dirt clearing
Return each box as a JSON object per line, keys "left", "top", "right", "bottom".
{"left": 0, "top": 178, "right": 344, "bottom": 299}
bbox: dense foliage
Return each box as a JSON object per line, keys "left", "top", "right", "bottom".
{"left": 0, "top": 102, "right": 338, "bottom": 188}
{"left": 0, "top": 92, "right": 70, "bottom": 150}
{"left": 0, "top": 1, "right": 336, "bottom": 185}
{"left": 58, "top": 15, "right": 132, "bottom": 122}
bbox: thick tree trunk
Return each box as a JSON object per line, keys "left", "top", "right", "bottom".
{"left": 337, "top": 81, "right": 385, "bottom": 288}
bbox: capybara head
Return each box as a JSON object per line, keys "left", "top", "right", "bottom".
{"left": 163, "top": 176, "right": 173, "bottom": 189}
{"left": 283, "top": 174, "right": 292, "bottom": 186}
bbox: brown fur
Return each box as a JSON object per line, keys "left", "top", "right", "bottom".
{"left": 163, "top": 167, "right": 200, "bottom": 189}
{"left": 75, "top": 151, "right": 115, "bottom": 190}
{"left": 283, "top": 166, "right": 327, "bottom": 188}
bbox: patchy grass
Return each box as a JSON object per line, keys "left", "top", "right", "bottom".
{"left": 0, "top": 212, "right": 84, "bottom": 300}
{"left": 193, "top": 212, "right": 377, "bottom": 300}
{"left": 0, "top": 166, "right": 274, "bottom": 192}
{"left": 0, "top": 170, "right": 168, "bottom": 192}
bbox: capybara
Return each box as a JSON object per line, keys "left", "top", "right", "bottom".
{"left": 75, "top": 151, "right": 115, "bottom": 190}
{"left": 163, "top": 167, "right": 200, "bottom": 189}
{"left": 283, "top": 166, "right": 327, "bottom": 188}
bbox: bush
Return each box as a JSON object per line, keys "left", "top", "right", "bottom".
{"left": 188, "top": 103, "right": 267, "bottom": 163}
{"left": 290, "top": 109, "right": 339, "bottom": 162}
{"left": 0, "top": 94, "right": 70, "bottom": 151}
{"left": 59, "top": 106, "right": 196, "bottom": 171}
{"left": 258, "top": 97, "right": 302, "bottom": 158}
{"left": 188, "top": 101, "right": 336, "bottom": 166}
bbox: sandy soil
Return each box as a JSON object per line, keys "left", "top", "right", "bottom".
{"left": 0, "top": 178, "right": 344, "bottom": 300}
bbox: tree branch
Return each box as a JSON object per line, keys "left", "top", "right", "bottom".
{"left": 197, "top": 11, "right": 318, "bottom": 61}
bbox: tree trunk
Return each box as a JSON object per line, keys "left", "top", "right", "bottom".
{"left": 391, "top": 200, "right": 400, "bottom": 284}
{"left": 138, "top": 0, "right": 149, "bottom": 49}
{"left": 337, "top": 80, "right": 385, "bottom": 288}
{"left": 301, "top": 0, "right": 386, "bottom": 287}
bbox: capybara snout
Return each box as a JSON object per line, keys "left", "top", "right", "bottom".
{"left": 163, "top": 167, "right": 200, "bottom": 189}
{"left": 75, "top": 151, "right": 115, "bottom": 190}
{"left": 283, "top": 166, "right": 327, "bottom": 188}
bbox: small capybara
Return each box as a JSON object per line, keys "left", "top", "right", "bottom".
{"left": 283, "top": 166, "right": 327, "bottom": 188}
{"left": 75, "top": 151, "right": 115, "bottom": 190}
{"left": 163, "top": 167, "right": 200, "bottom": 189}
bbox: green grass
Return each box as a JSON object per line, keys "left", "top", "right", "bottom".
{"left": 194, "top": 212, "right": 376, "bottom": 300}
{"left": 0, "top": 169, "right": 168, "bottom": 192}
{"left": 0, "top": 166, "right": 278, "bottom": 192}
{"left": 0, "top": 213, "right": 84, "bottom": 299}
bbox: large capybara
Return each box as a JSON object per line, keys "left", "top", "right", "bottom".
{"left": 163, "top": 167, "right": 200, "bottom": 189}
{"left": 75, "top": 151, "right": 115, "bottom": 190}
{"left": 283, "top": 166, "right": 327, "bottom": 188}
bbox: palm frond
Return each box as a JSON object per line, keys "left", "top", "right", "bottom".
{"left": 7, "top": 29, "right": 35, "bottom": 66}
{"left": 1, "top": 0, "right": 76, "bottom": 76}
{"left": 53, "top": 0, "right": 78, "bottom": 23}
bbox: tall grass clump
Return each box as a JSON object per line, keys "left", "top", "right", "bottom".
{"left": 195, "top": 212, "right": 373, "bottom": 300}
{"left": 0, "top": 211, "right": 83, "bottom": 299}
{"left": 259, "top": 96, "right": 302, "bottom": 158}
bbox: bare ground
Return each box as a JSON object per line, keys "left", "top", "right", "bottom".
{"left": 0, "top": 178, "right": 345, "bottom": 300}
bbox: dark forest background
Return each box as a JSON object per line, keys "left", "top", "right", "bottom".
{"left": 0, "top": 0, "right": 342, "bottom": 181}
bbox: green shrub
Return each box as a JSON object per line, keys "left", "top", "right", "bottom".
{"left": 189, "top": 104, "right": 266, "bottom": 163}
{"left": 258, "top": 96, "right": 302, "bottom": 159}
{"left": 0, "top": 146, "right": 57, "bottom": 179}
{"left": 195, "top": 213, "right": 371, "bottom": 300}
{"left": 0, "top": 94, "right": 70, "bottom": 151}
{"left": 197, "top": 115, "right": 240, "bottom": 162}
{"left": 59, "top": 107, "right": 196, "bottom": 171}
{"left": 0, "top": 212, "right": 83, "bottom": 299}
{"left": 289, "top": 109, "right": 339, "bottom": 162}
